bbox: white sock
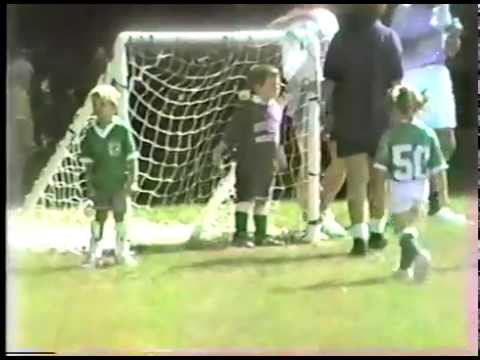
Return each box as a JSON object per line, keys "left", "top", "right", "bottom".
{"left": 370, "top": 218, "right": 386, "bottom": 235}
{"left": 401, "top": 226, "right": 419, "bottom": 240}
{"left": 115, "top": 222, "right": 129, "bottom": 256}
{"left": 350, "top": 223, "right": 369, "bottom": 241}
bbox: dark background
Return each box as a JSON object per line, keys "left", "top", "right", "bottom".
{"left": 7, "top": 4, "right": 476, "bottom": 127}
{"left": 7, "top": 4, "right": 477, "bottom": 198}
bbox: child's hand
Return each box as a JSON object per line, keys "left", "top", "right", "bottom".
{"left": 277, "top": 92, "right": 288, "bottom": 108}
{"left": 212, "top": 146, "right": 223, "bottom": 165}
{"left": 126, "top": 182, "right": 140, "bottom": 196}
{"left": 445, "top": 33, "right": 461, "bottom": 58}
{"left": 321, "top": 131, "right": 331, "bottom": 142}
{"left": 83, "top": 199, "right": 95, "bottom": 218}
{"left": 212, "top": 142, "right": 227, "bottom": 165}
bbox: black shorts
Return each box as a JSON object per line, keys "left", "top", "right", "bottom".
{"left": 235, "top": 161, "right": 274, "bottom": 202}
{"left": 93, "top": 191, "right": 127, "bottom": 214}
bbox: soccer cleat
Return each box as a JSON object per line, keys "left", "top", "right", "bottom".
{"left": 81, "top": 251, "right": 99, "bottom": 269}
{"left": 321, "top": 210, "right": 347, "bottom": 238}
{"left": 120, "top": 251, "right": 138, "bottom": 267}
{"left": 368, "top": 233, "right": 388, "bottom": 250}
{"left": 304, "top": 225, "right": 329, "bottom": 244}
{"left": 399, "top": 235, "right": 418, "bottom": 271}
{"left": 253, "top": 214, "right": 284, "bottom": 247}
{"left": 412, "top": 249, "right": 431, "bottom": 283}
{"left": 81, "top": 256, "right": 96, "bottom": 269}
{"left": 349, "top": 238, "right": 367, "bottom": 257}
{"left": 232, "top": 232, "right": 255, "bottom": 249}
{"left": 433, "top": 207, "right": 470, "bottom": 225}
{"left": 254, "top": 235, "right": 284, "bottom": 247}
{"left": 81, "top": 242, "right": 100, "bottom": 269}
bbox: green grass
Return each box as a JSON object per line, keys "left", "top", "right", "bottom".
{"left": 9, "top": 197, "right": 477, "bottom": 355}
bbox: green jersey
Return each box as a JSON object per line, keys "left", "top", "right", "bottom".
{"left": 374, "top": 121, "right": 448, "bottom": 182}
{"left": 80, "top": 117, "right": 138, "bottom": 194}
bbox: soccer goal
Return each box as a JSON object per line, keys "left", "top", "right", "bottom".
{"left": 12, "top": 29, "right": 325, "bottom": 252}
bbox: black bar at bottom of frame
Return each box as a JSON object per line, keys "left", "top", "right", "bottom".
{"left": 6, "top": 352, "right": 56, "bottom": 355}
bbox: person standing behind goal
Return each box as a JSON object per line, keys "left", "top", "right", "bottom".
{"left": 323, "top": 4, "right": 403, "bottom": 256}
{"left": 390, "top": 4, "right": 467, "bottom": 223}
{"left": 213, "top": 65, "right": 287, "bottom": 248}
{"left": 80, "top": 85, "right": 139, "bottom": 268}
{"left": 269, "top": 5, "right": 347, "bottom": 239}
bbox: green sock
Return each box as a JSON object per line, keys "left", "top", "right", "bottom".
{"left": 235, "top": 212, "right": 248, "bottom": 235}
{"left": 91, "top": 221, "right": 104, "bottom": 243}
{"left": 399, "top": 232, "right": 419, "bottom": 270}
{"left": 254, "top": 214, "right": 267, "bottom": 240}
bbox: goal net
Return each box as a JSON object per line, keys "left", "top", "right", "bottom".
{"left": 11, "top": 30, "right": 324, "bottom": 253}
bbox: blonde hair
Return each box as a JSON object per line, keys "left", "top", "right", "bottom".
{"left": 387, "top": 84, "right": 429, "bottom": 118}
{"left": 90, "top": 84, "right": 121, "bottom": 109}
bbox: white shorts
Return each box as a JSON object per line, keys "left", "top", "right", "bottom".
{"left": 402, "top": 65, "right": 456, "bottom": 130}
{"left": 389, "top": 179, "right": 430, "bottom": 214}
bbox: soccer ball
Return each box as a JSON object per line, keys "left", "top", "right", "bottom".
{"left": 96, "top": 249, "right": 117, "bottom": 268}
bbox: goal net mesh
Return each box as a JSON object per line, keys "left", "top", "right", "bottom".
{"left": 12, "top": 32, "right": 318, "bottom": 252}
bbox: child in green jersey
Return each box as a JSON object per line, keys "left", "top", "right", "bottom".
{"left": 80, "top": 85, "right": 139, "bottom": 268}
{"left": 373, "top": 84, "right": 449, "bottom": 282}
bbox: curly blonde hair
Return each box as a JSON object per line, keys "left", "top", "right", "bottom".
{"left": 387, "top": 84, "right": 429, "bottom": 118}
{"left": 90, "top": 84, "right": 121, "bottom": 109}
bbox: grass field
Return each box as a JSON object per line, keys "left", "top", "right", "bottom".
{"left": 7, "top": 196, "right": 477, "bottom": 355}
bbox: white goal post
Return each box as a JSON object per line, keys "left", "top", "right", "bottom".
{"left": 16, "top": 29, "right": 324, "bottom": 251}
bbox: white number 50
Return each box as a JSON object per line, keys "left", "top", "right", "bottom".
{"left": 392, "top": 144, "right": 429, "bottom": 181}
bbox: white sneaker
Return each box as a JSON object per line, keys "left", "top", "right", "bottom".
{"left": 115, "top": 241, "right": 124, "bottom": 262}
{"left": 81, "top": 242, "right": 99, "bottom": 269}
{"left": 120, "top": 251, "right": 138, "bottom": 267}
{"left": 434, "top": 207, "right": 469, "bottom": 225}
{"left": 322, "top": 219, "right": 348, "bottom": 238}
{"left": 301, "top": 223, "right": 329, "bottom": 243}
{"left": 412, "top": 249, "right": 431, "bottom": 283}
{"left": 81, "top": 252, "right": 98, "bottom": 270}
{"left": 322, "top": 215, "right": 347, "bottom": 238}
{"left": 392, "top": 267, "right": 413, "bottom": 281}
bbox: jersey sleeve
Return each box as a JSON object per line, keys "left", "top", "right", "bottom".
{"left": 385, "top": 31, "right": 404, "bottom": 85}
{"left": 223, "top": 104, "right": 247, "bottom": 151}
{"left": 428, "top": 131, "right": 448, "bottom": 175}
{"left": 123, "top": 125, "right": 139, "bottom": 161}
{"left": 373, "top": 131, "right": 391, "bottom": 173}
{"left": 323, "top": 33, "right": 343, "bottom": 82}
{"left": 79, "top": 129, "right": 94, "bottom": 165}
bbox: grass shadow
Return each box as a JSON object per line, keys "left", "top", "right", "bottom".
{"left": 431, "top": 264, "right": 477, "bottom": 273}
{"left": 168, "top": 251, "right": 347, "bottom": 273}
{"left": 132, "top": 239, "right": 231, "bottom": 255}
{"left": 133, "top": 231, "right": 327, "bottom": 256}
{"left": 273, "top": 263, "right": 476, "bottom": 294}
{"left": 274, "top": 275, "right": 393, "bottom": 294}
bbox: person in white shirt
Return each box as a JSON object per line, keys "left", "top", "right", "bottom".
{"left": 270, "top": 6, "right": 347, "bottom": 239}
